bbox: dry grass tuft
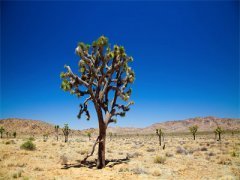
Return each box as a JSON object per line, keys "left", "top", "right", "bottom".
{"left": 154, "top": 155, "right": 166, "bottom": 164}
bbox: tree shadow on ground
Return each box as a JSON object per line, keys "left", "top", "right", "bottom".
{"left": 61, "top": 158, "right": 130, "bottom": 169}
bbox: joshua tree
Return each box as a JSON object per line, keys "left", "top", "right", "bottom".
{"left": 62, "top": 124, "right": 70, "bottom": 143}
{"left": 55, "top": 125, "right": 60, "bottom": 141}
{"left": 156, "top": 129, "right": 163, "bottom": 146}
{"left": 0, "top": 127, "right": 5, "bottom": 138}
{"left": 189, "top": 125, "right": 198, "bottom": 140}
{"left": 87, "top": 132, "right": 92, "bottom": 141}
{"left": 215, "top": 126, "right": 223, "bottom": 141}
{"left": 13, "top": 132, "right": 17, "bottom": 138}
{"left": 60, "top": 36, "right": 135, "bottom": 169}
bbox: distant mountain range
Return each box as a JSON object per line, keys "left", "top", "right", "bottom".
{"left": 0, "top": 116, "right": 239, "bottom": 135}
{"left": 108, "top": 116, "right": 240, "bottom": 134}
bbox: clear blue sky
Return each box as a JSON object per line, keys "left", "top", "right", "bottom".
{"left": 1, "top": 1, "right": 239, "bottom": 129}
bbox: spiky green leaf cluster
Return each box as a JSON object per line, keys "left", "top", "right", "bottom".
{"left": 215, "top": 126, "right": 223, "bottom": 134}
{"left": 62, "top": 124, "right": 70, "bottom": 136}
{"left": 61, "top": 79, "right": 71, "bottom": 91}
{"left": 189, "top": 125, "right": 198, "bottom": 134}
{"left": 156, "top": 129, "right": 163, "bottom": 136}
{"left": 0, "top": 127, "right": 5, "bottom": 133}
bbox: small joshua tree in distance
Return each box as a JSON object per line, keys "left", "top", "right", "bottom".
{"left": 109, "top": 132, "right": 113, "bottom": 141}
{"left": 87, "top": 132, "right": 92, "bottom": 141}
{"left": 189, "top": 125, "right": 198, "bottom": 140}
{"left": 62, "top": 124, "right": 70, "bottom": 143}
{"left": 13, "top": 132, "right": 17, "bottom": 138}
{"left": 60, "top": 36, "right": 135, "bottom": 169}
{"left": 0, "top": 127, "right": 5, "bottom": 138}
{"left": 156, "top": 129, "right": 163, "bottom": 146}
{"left": 55, "top": 125, "right": 60, "bottom": 141}
{"left": 215, "top": 126, "right": 223, "bottom": 141}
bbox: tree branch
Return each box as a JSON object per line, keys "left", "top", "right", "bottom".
{"left": 81, "top": 136, "right": 103, "bottom": 163}
{"left": 64, "top": 65, "right": 89, "bottom": 87}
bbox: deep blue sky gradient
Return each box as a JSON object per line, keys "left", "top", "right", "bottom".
{"left": 1, "top": 1, "right": 239, "bottom": 129}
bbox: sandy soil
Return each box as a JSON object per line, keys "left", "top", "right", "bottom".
{"left": 0, "top": 134, "right": 239, "bottom": 179}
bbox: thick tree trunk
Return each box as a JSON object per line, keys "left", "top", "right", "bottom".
{"left": 0, "top": 133, "right": 2, "bottom": 138}
{"left": 94, "top": 104, "right": 108, "bottom": 169}
{"left": 218, "top": 133, "right": 221, "bottom": 141}
{"left": 193, "top": 134, "right": 196, "bottom": 140}
{"left": 65, "top": 135, "right": 68, "bottom": 143}
{"left": 97, "top": 126, "right": 106, "bottom": 169}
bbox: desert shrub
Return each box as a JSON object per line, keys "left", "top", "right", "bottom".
{"left": 119, "top": 167, "right": 129, "bottom": 172}
{"left": 146, "top": 148, "right": 155, "bottom": 152}
{"left": 165, "top": 152, "right": 173, "bottom": 157}
{"left": 12, "top": 173, "right": 18, "bottom": 179}
{"left": 12, "top": 171, "right": 22, "bottom": 178}
{"left": 28, "top": 137, "right": 35, "bottom": 141}
{"left": 176, "top": 146, "right": 187, "bottom": 155}
{"left": 200, "top": 147, "right": 208, "bottom": 151}
{"left": 230, "top": 151, "right": 238, "bottom": 157}
{"left": 154, "top": 155, "right": 166, "bottom": 164}
{"left": 217, "top": 157, "right": 232, "bottom": 165}
{"left": 131, "top": 167, "right": 148, "bottom": 174}
{"left": 34, "top": 167, "right": 43, "bottom": 171}
{"left": 5, "top": 141, "right": 11, "bottom": 145}
{"left": 21, "top": 140, "right": 36, "bottom": 150}
{"left": 5, "top": 140, "right": 15, "bottom": 145}
{"left": 152, "top": 169, "right": 161, "bottom": 176}
{"left": 208, "top": 152, "right": 215, "bottom": 156}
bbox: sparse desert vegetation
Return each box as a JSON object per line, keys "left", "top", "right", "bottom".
{"left": 0, "top": 129, "right": 239, "bottom": 179}
{"left": 2, "top": 1, "right": 239, "bottom": 179}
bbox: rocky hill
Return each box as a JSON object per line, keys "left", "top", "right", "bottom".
{"left": 0, "top": 116, "right": 239, "bottom": 136}
{"left": 0, "top": 118, "right": 55, "bottom": 135}
{"left": 143, "top": 116, "right": 240, "bottom": 134}
{"left": 107, "top": 116, "right": 240, "bottom": 134}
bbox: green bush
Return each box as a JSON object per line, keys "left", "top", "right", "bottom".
{"left": 28, "top": 137, "right": 35, "bottom": 141}
{"left": 230, "top": 151, "right": 238, "bottom": 157}
{"left": 12, "top": 171, "right": 22, "bottom": 178}
{"left": 154, "top": 155, "right": 166, "bottom": 164}
{"left": 5, "top": 141, "right": 11, "bottom": 145}
{"left": 21, "top": 140, "right": 36, "bottom": 150}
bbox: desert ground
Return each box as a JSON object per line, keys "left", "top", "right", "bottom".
{"left": 0, "top": 133, "right": 239, "bottom": 180}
